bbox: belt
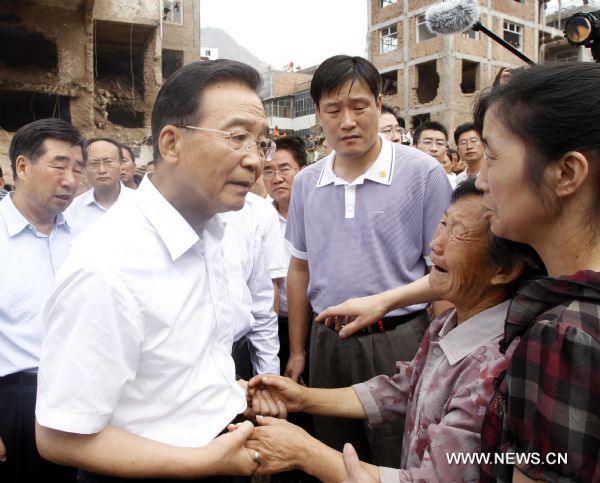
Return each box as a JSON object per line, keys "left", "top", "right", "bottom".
{"left": 356, "top": 309, "right": 427, "bottom": 336}
{"left": 0, "top": 370, "right": 38, "bottom": 386}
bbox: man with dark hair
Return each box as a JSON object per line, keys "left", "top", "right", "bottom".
{"left": 263, "top": 136, "right": 308, "bottom": 374}
{"left": 120, "top": 144, "right": 138, "bottom": 189}
{"left": 454, "top": 122, "right": 484, "bottom": 184}
{"left": 412, "top": 121, "right": 449, "bottom": 163}
{"left": 66, "top": 137, "right": 134, "bottom": 233}
{"left": 284, "top": 55, "right": 452, "bottom": 467}
{"left": 35, "top": 60, "right": 276, "bottom": 481}
{"left": 378, "top": 104, "right": 403, "bottom": 143}
{"left": 413, "top": 121, "right": 456, "bottom": 187}
{"left": 0, "top": 118, "right": 85, "bottom": 483}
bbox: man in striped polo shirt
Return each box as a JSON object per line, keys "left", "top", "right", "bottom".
{"left": 284, "top": 55, "right": 452, "bottom": 468}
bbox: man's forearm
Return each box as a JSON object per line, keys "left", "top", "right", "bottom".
{"left": 286, "top": 259, "right": 311, "bottom": 355}
{"left": 36, "top": 422, "right": 230, "bottom": 479}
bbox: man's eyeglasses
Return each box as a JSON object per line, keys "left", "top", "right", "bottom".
{"left": 176, "top": 126, "right": 276, "bottom": 160}
{"left": 263, "top": 166, "right": 297, "bottom": 179}
{"left": 419, "top": 139, "right": 448, "bottom": 148}
{"left": 458, "top": 138, "right": 482, "bottom": 148}
{"left": 379, "top": 127, "right": 404, "bottom": 135}
{"left": 87, "top": 158, "right": 121, "bottom": 170}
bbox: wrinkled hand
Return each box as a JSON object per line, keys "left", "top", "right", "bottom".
{"left": 284, "top": 352, "right": 305, "bottom": 382}
{"left": 210, "top": 420, "right": 258, "bottom": 475}
{"left": 245, "top": 416, "right": 312, "bottom": 475}
{"left": 241, "top": 377, "right": 288, "bottom": 420}
{"left": 342, "top": 443, "right": 378, "bottom": 483}
{"left": 248, "top": 374, "right": 305, "bottom": 415}
{"left": 315, "top": 294, "right": 387, "bottom": 338}
{"left": 0, "top": 436, "right": 6, "bottom": 463}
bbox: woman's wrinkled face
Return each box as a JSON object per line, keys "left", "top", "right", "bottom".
{"left": 429, "top": 195, "right": 501, "bottom": 308}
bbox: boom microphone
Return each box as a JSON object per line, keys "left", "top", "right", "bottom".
{"left": 424, "top": 0, "right": 535, "bottom": 65}
{"left": 425, "top": 0, "right": 480, "bottom": 35}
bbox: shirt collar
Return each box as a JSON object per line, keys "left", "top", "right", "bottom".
{"left": 316, "top": 135, "right": 395, "bottom": 188}
{"left": 1, "top": 192, "right": 70, "bottom": 237}
{"left": 84, "top": 182, "right": 127, "bottom": 207}
{"left": 439, "top": 299, "right": 510, "bottom": 366}
{"left": 134, "top": 175, "right": 225, "bottom": 261}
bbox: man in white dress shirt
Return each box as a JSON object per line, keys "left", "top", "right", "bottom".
{"left": 66, "top": 137, "right": 134, "bottom": 233}
{"left": 0, "top": 118, "right": 85, "bottom": 483}
{"left": 223, "top": 191, "right": 286, "bottom": 379}
{"left": 262, "top": 136, "right": 307, "bottom": 376}
{"left": 35, "top": 60, "right": 277, "bottom": 482}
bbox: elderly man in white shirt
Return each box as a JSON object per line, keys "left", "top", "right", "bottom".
{"left": 0, "top": 118, "right": 85, "bottom": 483}
{"left": 66, "top": 137, "right": 134, "bottom": 234}
{"left": 35, "top": 60, "right": 278, "bottom": 482}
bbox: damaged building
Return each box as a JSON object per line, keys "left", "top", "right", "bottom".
{"left": 0, "top": 0, "right": 200, "bottom": 187}
{"left": 367, "top": 0, "right": 588, "bottom": 134}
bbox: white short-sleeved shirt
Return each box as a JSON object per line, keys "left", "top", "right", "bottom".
{"left": 36, "top": 176, "right": 246, "bottom": 447}
{"left": 455, "top": 170, "right": 478, "bottom": 186}
{"left": 0, "top": 194, "right": 74, "bottom": 376}
{"left": 66, "top": 183, "right": 135, "bottom": 234}
{"left": 221, "top": 192, "right": 283, "bottom": 374}
{"left": 273, "top": 206, "right": 291, "bottom": 316}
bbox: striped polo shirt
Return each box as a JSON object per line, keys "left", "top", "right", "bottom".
{"left": 286, "top": 136, "right": 452, "bottom": 316}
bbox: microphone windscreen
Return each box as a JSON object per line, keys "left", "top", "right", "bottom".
{"left": 426, "top": 0, "right": 481, "bottom": 35}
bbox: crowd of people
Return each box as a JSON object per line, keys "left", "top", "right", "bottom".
{"left": 0, "top": 55, "right": 598, "bottom": 483}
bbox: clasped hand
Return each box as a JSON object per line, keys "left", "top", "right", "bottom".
{"left": 234, "top": 375, "right": 311, "bottom": 475}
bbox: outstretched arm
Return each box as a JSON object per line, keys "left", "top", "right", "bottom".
{"left": 315, "top": 275, "right": 438, "bottom": 337}
{"left": 245, "top": 417, "right": 379, "bottom": 482}
{"left": 36, "top": 421, "right": 258, "bottom": 479}
{"left": 248, "top": 374, "right": 366, "bottom": 419}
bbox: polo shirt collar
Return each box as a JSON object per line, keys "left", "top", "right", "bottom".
{"left": 2, "top": 192, "right": 70, "bottom": 237}
{"left": 135, "top": 176, "right": 224, "bottom": 261}
{"left": 316, "top": 135, "right": 395, "bottom": 188}
{"left": 438, "top": 299, "right": 510, "bottom": 366}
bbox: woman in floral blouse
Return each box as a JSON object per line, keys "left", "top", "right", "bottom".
{"left": 243, "top": 179, "right": 542, "bottom": 482}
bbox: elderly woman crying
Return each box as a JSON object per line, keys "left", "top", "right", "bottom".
{"left": 243, "top": 179, "right": 543, "bottom": 483}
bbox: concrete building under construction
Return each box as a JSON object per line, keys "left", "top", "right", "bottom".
{"left": 366, "top": 0, "right": 594, "bottom": 135}
{"left": 0, "top": 0, "right": 200, "bottom": 186}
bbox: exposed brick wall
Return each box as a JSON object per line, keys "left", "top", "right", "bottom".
{"left": 369, "top": 0, "right": 541, "bottom": 137}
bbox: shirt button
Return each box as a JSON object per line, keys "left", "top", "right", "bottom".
{"left": 433, "top": 347, "right": 442, "bottom": 357}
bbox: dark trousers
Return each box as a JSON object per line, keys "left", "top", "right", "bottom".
{"left": 309, "top": 310, "right": 430, "bottom": 468}
{"left": 0, "top": 371, "right": 77, "bottom": 483}
{"left": 232, "top": 338, "right": 254, "bottom": 381}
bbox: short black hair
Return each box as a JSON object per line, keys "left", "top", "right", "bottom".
{"left": 121, "top": 144, "right": 136, "bottom": 164}
{"left": 9, "top": 118, "right": 86, "bottom": 179}
{"left": 310, "top": 55, "right": 381, "bottom": 107}
{"left": 381, "top": 104, "right": 395, "bottom": 115}
{"left": 151, "top": 59, "right": 262, "bottom": 162}
{"left": 413, "top": 121, "right": 448, "bottom": 145}
{"left": 274, "top": 136, "right": 308, "bottom": 168}
{"left": 452, "top": 178, "right": 546, "bottom": 295}
{"left": 86, "top": 137, "right": 123, "bottom": 164}
{"left": 453, "top": 122, "right": 477, "bottom": 146}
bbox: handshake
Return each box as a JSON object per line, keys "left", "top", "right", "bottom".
{"left": 214, "top": 375, "right": 377, "bottom": 482}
